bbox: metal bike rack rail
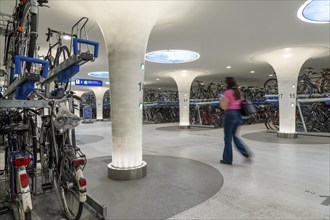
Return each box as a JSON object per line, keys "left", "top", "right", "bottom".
{"left": 0, "top": 100, "right": 49, "bottom": 108}
{"left": 85, "top": 194, "right": 107, "bottom": 219}
{"left": 41, "top": 54, "right": 92, "bottom": 85}
{"left": 296, "top": 97, "right": 330, "bottom": 133}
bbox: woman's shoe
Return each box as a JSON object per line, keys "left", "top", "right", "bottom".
{"left": 220, "top": 160, "right": 232, "bottom": 165}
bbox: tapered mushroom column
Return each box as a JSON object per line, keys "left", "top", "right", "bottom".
{"left": 72, "top": 90, "right": 85, "bottom": 117}
{"left": 253, "top": 47, "right": 329, "bottom": 138}
{"left": 92, "top": 87, "right": 109, "bottom": 121}
{"left": 167, "top": 71, "right": 205, "bottom": 129}
{"left": 67, "top": 1, "right": 197, "bottom": 180}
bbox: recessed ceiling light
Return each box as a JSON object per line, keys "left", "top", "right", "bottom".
{"left": 250, "top": 70, "right": 255, "bottom": 73}
{"left": 145, "top": 50, "right": 200, "bottom": 64}
{"left": 88, "top": 71, "right": 109, "bottom": 78}
{"left": 269, "top": 74, "right": 274, "bottom": 77}
{"left": 158, "top": 88, "right": 161, "bottom": 90}
{"left": 156, "top": 78, "right": 160, "bottom": 81}
{"left": 62, "top": 35, "right": 71, "bottom": 40}
{"left": 226, "top": 66, "right": 231, "bottom": 69}
{"left": 298, "top": 0, "right": 330, "bottom": 23}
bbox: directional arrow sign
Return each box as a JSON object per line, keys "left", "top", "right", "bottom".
{"left": 320, "top": 195, "right": 330, "bottom": 206}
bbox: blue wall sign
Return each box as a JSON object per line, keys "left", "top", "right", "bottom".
{"left": 75, "top": 79, "right": 103, "bottom": 86}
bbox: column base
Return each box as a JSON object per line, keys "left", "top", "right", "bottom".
{"left": 277, "top": 132, "right": 298, "bottom": 138}
{"left": 107, "top": 161, "right": 147, "bottom": 181}
{"left": 178, "top": 125, "right": 191, "bottom": 129}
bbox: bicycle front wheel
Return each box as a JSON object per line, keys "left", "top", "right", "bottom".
{"left": 19, "top": 2, "right": 37, "bottom": 72}
{"left": 59, "top": 157, "right": 84, "bottom": 220}
{"left": 264, "top": 78, "right": 278, "bottom": 95}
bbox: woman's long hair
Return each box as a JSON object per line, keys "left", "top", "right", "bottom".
{"left": 225, "top": 77, "right": 241, "bottom": 100}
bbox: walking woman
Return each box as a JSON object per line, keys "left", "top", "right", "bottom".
{"left": 219, "top": 77, "right": 251, "bottom": 165}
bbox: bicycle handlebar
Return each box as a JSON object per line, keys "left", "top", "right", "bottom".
{"left": 31, "top": 91, "right": 80, "bottom": 105}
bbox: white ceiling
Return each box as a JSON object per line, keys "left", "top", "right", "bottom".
{"left": 1, "top": 0, "right": 329, "bottom": 91}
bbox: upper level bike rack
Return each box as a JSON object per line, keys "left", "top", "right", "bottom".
{"left": 42, "top": 38, "right": 99, "bottom": 86}
{"left": 3, "top": 55, "right": 49, "bottom": 100}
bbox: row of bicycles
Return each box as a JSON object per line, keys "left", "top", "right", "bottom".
{"left": 266, "top": 102, "right": 330, "bottom": 133}
{"left": 264, "top": 67, "right": 330, "bottom": 95}
{"left": 0, "top": 0, "right": 99, "bottom": 219}
{"left": 143, "top": 100, "right": 330, "bottom": 133}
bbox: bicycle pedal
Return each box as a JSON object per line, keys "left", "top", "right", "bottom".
{"left": 41, "top": 183, "right": 53, "bottom": 191}
{"left": 0, "top": 206, "right": 10, "bottom": 215}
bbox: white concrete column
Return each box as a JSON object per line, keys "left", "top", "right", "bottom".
{"left": 167, "top": 71, "right": 205, "bottom": 128}
{"left": 65, "top": 1, "right": 197, "bottom": 180}
{"left": 253, "top": 47, "right": 329, "bottom": 137}
{"left": 72, "top": 90, "right": 85, "bottom": 117}
{"left": 91, "top": 87, "right": 109, "bottom": 121}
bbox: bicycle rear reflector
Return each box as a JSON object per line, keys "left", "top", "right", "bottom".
{"left": 72, "top": 159, "right": 85, "bottom": 167}
{"left": 79, "top": 178, "right": 87, "bottom": 187}
{"left": 20, "top": 173, "right": 29, "bottom": 188}
{"left": 14, "top": 157, "right": 32, "bottom": 167}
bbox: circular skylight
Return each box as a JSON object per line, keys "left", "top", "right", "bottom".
{"left": 88, "top": 71, "right": 109, "bottom": 78}
{"left": 145, "top": 50, "right": 200, "bottom": 64}
{"left": 298, "top": 0, "right": 330, "bottom": 23}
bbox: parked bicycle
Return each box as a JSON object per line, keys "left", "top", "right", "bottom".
{"left": 297, "top": 67, "right": 330, "bottom": 95}
{"left": 32, "top": 91, "right": 87, "bottom": 220}
{"left": 2, "top": 110, "right": 36, "bottom": 220}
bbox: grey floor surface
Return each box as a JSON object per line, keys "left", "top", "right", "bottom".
{"left": 0, "top": 177, "right": 99, "bottom": 220}
{"left": 1, "top": 122, "right": 329, "bottom": 219}
{"left": 84, "top": 155, "right": 223, "bottom": 219}
{"left": 242, "top": 130, "right": 330, "bottom": 144}
{"left": 76, "top": 122, "right": 330, "bottom": 220}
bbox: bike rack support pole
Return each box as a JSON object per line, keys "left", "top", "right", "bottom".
{"left": 296, "top": 101, "right": 307, "bottom": 132}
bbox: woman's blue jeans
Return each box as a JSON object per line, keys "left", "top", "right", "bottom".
{"left": 222, "top": 109, "right": 249, "bottom": 162}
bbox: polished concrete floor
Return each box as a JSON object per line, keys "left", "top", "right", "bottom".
{"left": 75, "top": 122, "right": 329, "bottom": 220}
{"left": 1, "top": 122, "right": 329, "bottom": 219}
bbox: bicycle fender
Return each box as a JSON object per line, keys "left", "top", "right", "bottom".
{"left": 17, "top": 168, "right": 33, "bottom": 212}
{"left": 76, "top": 168, "right": 87, "bottom": 202}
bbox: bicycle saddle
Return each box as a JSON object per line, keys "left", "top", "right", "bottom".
{"left": 3, "top": 123, "right": 29, "bottom": 133}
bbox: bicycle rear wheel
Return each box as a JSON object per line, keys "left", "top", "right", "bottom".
{"left": 58, "top": 155, "right": 83, "bottom": 220}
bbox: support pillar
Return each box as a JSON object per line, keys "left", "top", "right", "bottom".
{"left": 167, "top": 71, "right": 205, "bottom": 129}
{"left": 253, "top": 47, "right": 329, "bottom": 138}
{"left": 65, "top": 1, "right": 197, "bottom": 180}
{"left": 92, "top": 87, "right": 108, "bottom": 121}
{"left": 72, "top": 90, "right": 84, "bottom": 118}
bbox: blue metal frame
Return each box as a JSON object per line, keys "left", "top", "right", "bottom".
{"left": 15, "top": 55, "right": 49, "bottom": 78}
{"left": 73, "top": 38, "right": 99, "bottom": 58}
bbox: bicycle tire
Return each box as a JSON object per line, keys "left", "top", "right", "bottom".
{"left": 264, "top": 78, "right": 278, "bottom": 95}
{"left": 59, "top": 156, "right": 84, "bottom": 220}
{"left": 20, "top": 2, "right": 37, "bottom": 72}
{"left": 25, "top": 212, "right": 31, "bottom": 220}
{"left": 40, "top": 127, "right": 51, "bottom": 181}
{"left": 320, "top": 79, "right": 330, "bottom": 95}
{"left": 54, "top": 46, "right": 70, "bottom": 67}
